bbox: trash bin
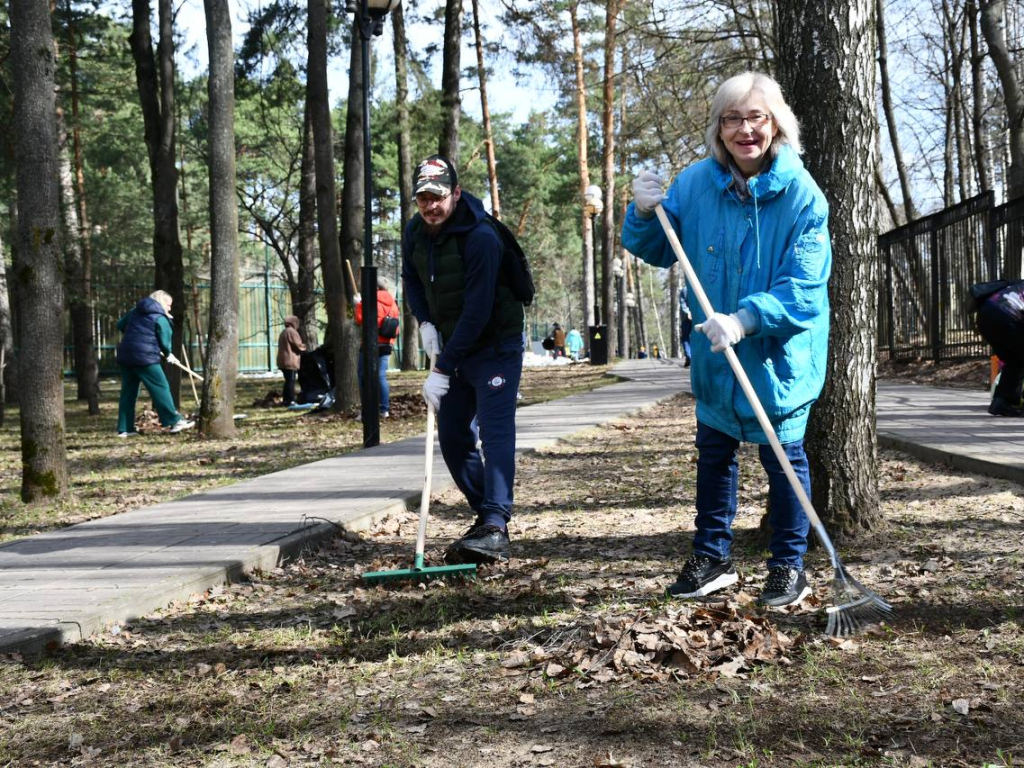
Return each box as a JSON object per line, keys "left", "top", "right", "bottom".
{"left": 588, "top": 325, "right": 608, "bottom": 365}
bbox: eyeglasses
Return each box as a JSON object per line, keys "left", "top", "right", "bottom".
{"left": 720, "top": 112, "right": 772, "bottom": 129}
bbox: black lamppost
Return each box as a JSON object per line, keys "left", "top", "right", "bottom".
{"left": 348, "top": 0, "right": 398, "bottom": 448}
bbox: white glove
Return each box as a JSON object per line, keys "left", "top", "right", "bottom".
{"left": 353, "top": 292, "right": 362, "bottom": 305}
{"left": 695, "top": 312, "right": 745, "bottom": 353}
{"left": 165, "top": 353, "right": 180, "bottom": 366}
{"left": 422, "top": 370, "right": 450, "bottom": 411}
{"left": 632, "top": 170, "right": 665, "bottom": 215}
{"left": 419, "top": 321, "right": 441, "bottom": 357}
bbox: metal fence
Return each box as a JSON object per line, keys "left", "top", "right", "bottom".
{"left": 878, "top": 191, "right": 1024, "bottom": 361}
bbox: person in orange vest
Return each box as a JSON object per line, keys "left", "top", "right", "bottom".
{"left": 354, "top": 276, "right": 400, "bottom": 418}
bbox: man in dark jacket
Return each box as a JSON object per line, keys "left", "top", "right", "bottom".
{"left": 402, "top": 154, "right": 525, "bottom": 564}
{"left": 277, "top": 315, "right": 307, "bottom": 406}
{"left": 978, "top": 280, "right": 1024, "bottom": 417}
{"left": 115, "top": 290, "right": 193, "bottom": 436}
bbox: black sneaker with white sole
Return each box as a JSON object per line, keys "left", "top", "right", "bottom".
{"left": 757, "top": 565, "right": 811, "bottom": 607}
{"left": 665, "top": 555, "right": 738, "bottom": 599}
{"left": 444, "top": 524, "right": 511, "bottom": 565}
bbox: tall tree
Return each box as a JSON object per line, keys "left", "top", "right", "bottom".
{"left": 439, "top": 0, "right": 462, "bottom": 163}
{"left": 777, "top": 0, "right": 881, "bottom": 538}
{"left": 877, "top": 0, "right": 918, "bottom": 222}
{"left": 306, "top": 0, "right": 347, "bottom": 403}
{"left": 471, "top": 0, "right": 501, "bottom": 219}
{"left": 0, "top": 233, "right": 14, "bottom": 424}
{"left": 570, "top": 1, "right": 596, "bottom": 337}
{"left": 980, "top": 0, "right": 1024, "bottom": 201}
{"left": 11, "top": 0, "right": 69, "bottom": 500}
{"left": 338, "top": 30, "right": 365, "bottom": 412}
{"left": 199, "top": 0, "right": 239, "bottom": 437}
{"left": 296, "top": 105, "right": 319, "bottom": 346}
{"left": 967, "top": 0, "right": 992, "bottom": 194}
{"left": 128, "top": 0, "right": 185, "bottom": 402}
{"left": 393, "top": 0, "right": 419, "bottom": 371}
{"left": 600, "top": 0, "right": 621, "bottom": 358}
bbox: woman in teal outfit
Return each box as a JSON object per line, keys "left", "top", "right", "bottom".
{"left": 622, "top": 72, "right": 832, "bottom": 608}
{"left": 115, "top": 290, "right": 193, "bottom": 437}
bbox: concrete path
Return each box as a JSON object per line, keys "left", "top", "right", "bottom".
{"left": 0, "top": 360, "right": 686, "bottom": 653}
{"left": 2, "top": 359, "right": 1021, "bottom": 653}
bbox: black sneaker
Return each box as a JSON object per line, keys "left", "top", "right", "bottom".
{"left": 989, "top": 396, "right": 1023, "bottom": 417}
{"left": 758, "top": 566, "right": 811, "bottom": 607}
{"left": 444, "top": 524, "right": 511, "bottom": 565}
{"left": 665, "top": 555, "right": 738, "bottom": 599}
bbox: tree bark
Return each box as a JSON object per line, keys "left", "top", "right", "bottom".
{"left": 307, "top": 0, "right": 347, "bottom": 410}
{"left": 199, "top": 0, "right": 239, "bottom": 438}
{"left": 128, "top": 0, "right": 185, "bottom": 403}
{"left": 338, "top": 30, "right": 365, "bottom": 412}
{"left": 600, "top": 0, "right": 619, "bottom": 359}
{"left": 980, "top": 0, "right": 1024, "bottom": 201}
{"left": 471, "top": 0, "right": 501, "bottom": 220}
{"left": 393, "top": 1, "right": 419, "bottom": 371}
{"left": 876, "top": 0, "right": 917, "bottom": 223}
{"left": 11, "top": 0, "right": 69, "bottom": 500}
{"left": 439, "top": 0, "right": 462, "bottom": 164}
{"left": 296, "top": 103, "right": 319, "bottom": 347}
{"left": 570, "top": 1, "right": 596, "bottom": 337}
{"left": 776, "top": 0, "right": 881, "bottom": 539}
{"left": 968, "top": 0, "right": 992, "bottom": 193}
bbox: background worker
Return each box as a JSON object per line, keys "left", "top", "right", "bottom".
{"left": 402, "top": 154, "right": 526, "bottom": 565}
{"left": 277, "top": 315, "right": 306, "bottom": 407}
{"left": 978, "top": 280, "right": 1024, "bottom": 417}
{"left": 354, "top": 276, "right": 400, "bottom": 419}
{"left": 115, "top": 290, "right": 194, "bottom": 437}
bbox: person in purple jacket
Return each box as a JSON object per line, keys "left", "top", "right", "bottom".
{"left": 402, "top": 155, "right": 526, "bottom": 565}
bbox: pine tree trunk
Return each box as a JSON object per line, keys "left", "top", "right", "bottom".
{"left": 393, "top": 1, "right": 419, "bottom": 371}
{"left": 307, "top": 0, "right": 347, "bottom": 409}
{"left": 129, "top": 0, "right": 185, "bottom": 404}
{"left": 296, "top": 103, "right": 319, "bottom": 347}
{"left": 11, "top": 0, "right": 69, "bottom": 500}
{"left": 600, "top": 0, "right": 619, "bottom": 359}
{"left": 338, "top": 31, "right": 365, "bottom": 412}
{"left": 776, "top": 0, "right": 881, "bottom": 539}
{"left": 471, "top": 0, "right": 501, "bottom": 220}
{"left": 199, "top": 0, "right": 239, "bottom": 438}
{"left": 439, "top": 0, "right": 462, "bottom": 164}
{"left": 570, "top": 1, "right": 596, "bottom": 336}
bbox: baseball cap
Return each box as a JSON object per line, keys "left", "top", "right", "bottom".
{"left": 413, "top": 155, "right": 458, "bottom": 197}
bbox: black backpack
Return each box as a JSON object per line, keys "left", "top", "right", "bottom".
{"left": 481, "top": 214, "right": 536, "bottom": 307}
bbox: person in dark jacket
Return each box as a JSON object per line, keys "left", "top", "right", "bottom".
{"left": 679, "top": 284, "right": 693, "bottom": 367}
{"left": 277, "top": 315, "right": 307, "bottom": 406}
{"left": 402, "top": 154, "right": 526, "bottom": 565}
{"left": 978, "top": 280, "right": 1024, "bottom": 417}
{"left": 551, "top": 323, "right": 567, "bottom": 357}
{"left": 115, "top": 290, "right": 193, "bottom": 436}
{"left": 354, "top": 276, "right": 400, "bottom": 418}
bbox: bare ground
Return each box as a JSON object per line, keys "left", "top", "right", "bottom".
{"left": 2, "top": 388, "right": 1023, "bottom": 767}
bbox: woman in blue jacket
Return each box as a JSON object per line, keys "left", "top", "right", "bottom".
{"left": 622, "top": 72, "right": 832, "bottom": 608}
{"left": 115, "top": 290, "right": 193, "bottom": 437}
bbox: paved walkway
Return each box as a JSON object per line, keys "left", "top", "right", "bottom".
{"left": 1, "top": 359, "right": 1021, "bottom": 653}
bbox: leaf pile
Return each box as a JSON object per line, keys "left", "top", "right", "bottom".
{"left": 541, "top": 604, "right": 796, "bottom": 684}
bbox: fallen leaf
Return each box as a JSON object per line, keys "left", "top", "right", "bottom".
{"left": 266, "top": 755, "right": 288, "bottom": 768}
{"left": 531, "top": 744, "right": 554, "bottom": 753}
{"left": 68, "top": 733, "right": 84, "bottom": 751}
{"left": 951, "top": 698, "right": 970, "bottom": 716}
{"left": 230, "top": 734, "right": 251, "bottom": 755}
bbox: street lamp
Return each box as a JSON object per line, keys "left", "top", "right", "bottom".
{"left": 348, "top": 0, "right": 398, "bottom": 448}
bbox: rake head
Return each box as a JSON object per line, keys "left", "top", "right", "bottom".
{"left": 361, "top": 562, "right": 477, "bottom": 585}
{"left": 824, "top": 565, "right": 894, "bottom": 638}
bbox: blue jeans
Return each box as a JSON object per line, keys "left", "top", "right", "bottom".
{"left": 357, "top": 347, "right": 392, "bottom": 413}
{"left": 437, "top": 336, "right": 524, "bottom": 529}
{"left": 692, "top": 421, "right": 811, "bottom": 569}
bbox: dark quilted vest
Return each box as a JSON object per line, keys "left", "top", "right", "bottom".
{"left": 116, "top": 298, "right": 165, "bottom": 366}
{"left": 408, "top": 218, "right": 524, "bottom": 350}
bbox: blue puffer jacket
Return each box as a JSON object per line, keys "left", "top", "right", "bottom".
{"left": 116, "top": 297, "right": 172, "bottom": 367}
{"left": 622, "top": 145, "right": 832, "bottom": 444}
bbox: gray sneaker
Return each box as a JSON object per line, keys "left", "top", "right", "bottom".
{"left": 169, "top": 419, "right": 195, "bottom": 433}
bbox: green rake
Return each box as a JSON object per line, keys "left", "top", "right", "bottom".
{"left": 362, "top": 354, "right": 476, "bottom": 585}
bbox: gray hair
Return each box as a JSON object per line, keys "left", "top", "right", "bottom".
{"left": 376, "top": 275, "right": 391, "bottom": 292}
{"left": 705, "top": 72, "right": 802, "bottom": 167}
{"left": 149, "top": 289, "right": 173, "bottom": 313}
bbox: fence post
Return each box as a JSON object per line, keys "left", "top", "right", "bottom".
{"left": 929, "top": 223, "right": 941, "bottom": 361}
{"left": 265, "top": 269, "right": 273, "bottom": 372}
{"left": 884, "top": 243, "right": 896, "bottom": 357}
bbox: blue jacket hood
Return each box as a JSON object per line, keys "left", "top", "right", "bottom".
{"left": 710, "top": 144, "right": 804, "bottom": 202}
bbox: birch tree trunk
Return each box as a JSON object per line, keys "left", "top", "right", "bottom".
{"left": 981, "top": 0, "right": 1024, "bottom": 201}
{"left": 128, "top": 0, "right": 185, "bottom": 403}
{"left": 394, "top": 1, "right": 419, "bottom": 371}
{"left": 968, "top": 0, "right": 992, "bottom": 193}
{"left": 11, "top": 0, "right": 69, "bottom": 500}
{"left": 199, "top": 0, "right": 239, "bottom": 438}
{"left": 471, "top": 0, "right": 501, "bottom": 220}
{"left": 307, "top": 0, "right": 347, "bottom": 408}
{"left": 296, "top": 104, "right": 319, "bottom": 347}
{"left": 777, "top": 0, "right": 881, "bottom": 538}
{"left": 439, "top": 0, "right": 462, "bottom": 164}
